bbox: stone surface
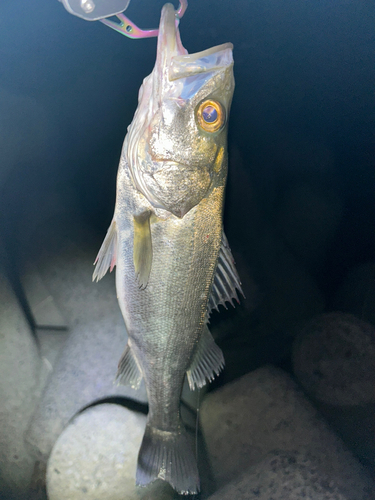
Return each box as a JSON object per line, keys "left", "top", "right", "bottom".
{"left": 33, "top": 328, "right": 70, "bottom": 402}
{"left": 200, "top": 365, "right": 375, "bottom": 500}
{"left": 21, "top": 265, "right": 67, "bottom": 329}
{"left": 292, "top": 312, "right": 375, "bottom": 406}
{"left": 292, "top": 312, "right": 375, "bottom": 466}
{"left": 333, "top": 261, "right": 375, "bottom": 327}
{"left": 46, "top": 403, "right": 176, "bottom": 500}
{"left": 0, "top": 271, "right": 41, "bottom": 499}
{"left": 206, "top": 450, "right": 350, "bottom": 500}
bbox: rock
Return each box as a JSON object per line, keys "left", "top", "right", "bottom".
{"left": 292, "top": 313, "right": 375, "bottom": 406}
{"left": 206, "top": 450, "right": 350, "bottom": 500}
{"left": 0, "top": 271, "right": 41, "bottom": 499}
{"left": 21, "top": 265, "right": 67, "bottom": 329}
{"left": 46, "top": 403, "right": 176, "bottom": 500}
{"left": 292, "top": 312, "right": 375, "bottom": 466}
{"left": 333, "top": 262, "right": 375, "bottom": 327}
{"left": 33, "top": 328, "right": 70, "bottom": 392}
{"left": 200, "top": 366, "right": 374, "bottom": 500}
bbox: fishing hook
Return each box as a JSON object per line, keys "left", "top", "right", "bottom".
{"left": 100, "top": 0, "right": 188, "bottom": 39}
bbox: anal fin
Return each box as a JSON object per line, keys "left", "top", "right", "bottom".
{"left": 93, "top": 220, "right": 117, "bottom": 282}
{"left": 116, "top": 344, "right": 143, "bottom": 390}
{"left": 186, "top": 327, "right": 224, "bottom": 390}
{"left": 133, "top": 211, "right": 152, "bottom": 290}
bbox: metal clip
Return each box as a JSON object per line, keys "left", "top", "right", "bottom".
{"left": 100, "top": 0, "right": 187, "bottom": 39}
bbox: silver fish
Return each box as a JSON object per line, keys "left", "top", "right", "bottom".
{"left": 93, "top": 2, "right": 242, "bottom": 494}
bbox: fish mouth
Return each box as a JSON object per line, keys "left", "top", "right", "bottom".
{"left": 156, "top": 4, "right": 233, "bottom": 81}
{"left": 155, "top": 3, "right": 188, "bottom": 73}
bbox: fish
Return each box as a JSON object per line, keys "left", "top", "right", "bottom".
{"left": 93, "top": 2, "right": 242, "bottom": 495}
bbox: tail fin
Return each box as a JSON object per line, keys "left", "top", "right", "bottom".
{"left": 136, "top": 424, "right": 200, "bottom": 495}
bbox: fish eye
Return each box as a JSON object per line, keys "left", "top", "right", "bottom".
{"left": 196, "top": 99, "right": 225, "bottom": 133}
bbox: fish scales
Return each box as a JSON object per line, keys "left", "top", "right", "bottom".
{"left": 116, "top": 162, "right": 224, "bottom": 431}
{"left": 93, "top": 2, "right": 241, "bottom": 495}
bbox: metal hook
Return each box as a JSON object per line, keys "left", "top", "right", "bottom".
{"left": 100, "top": 0, "right": 188, "bottom": 39}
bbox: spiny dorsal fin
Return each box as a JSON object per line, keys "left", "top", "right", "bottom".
{"left": 133, "top": 211, "right": 153, "bottom": 290}
{"left": 116, "top": 343, "right": 143, "bottom": 390}
{"left": 207, "top": 231, "right": 244, "bottom": 316}
{"left": 92, "top": 220, "right": 117, "bottom": 282}
{"left": 186, "top": 326, "right": 224, "bottom": 390}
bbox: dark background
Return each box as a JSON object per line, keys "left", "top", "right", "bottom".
{"left": 0, "top": 0, "right": 374, "bottom": 338}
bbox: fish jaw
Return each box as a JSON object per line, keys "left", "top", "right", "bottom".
{"left": 124, "top": 3, "right": 234, "bottom": 218}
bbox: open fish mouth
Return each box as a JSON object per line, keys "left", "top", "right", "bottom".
{"left": 156, "top": 3, "right": 233, "bottom": 79}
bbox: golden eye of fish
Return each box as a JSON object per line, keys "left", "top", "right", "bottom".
{"left": 196, "top": 99, "right": 225, "bottom": 133}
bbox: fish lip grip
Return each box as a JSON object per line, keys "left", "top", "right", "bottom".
{"left": 59, "top": 0, "right": 188, "bottom": 39}
{"left": 59, "top": 0, "right": 131, "bottom": 21}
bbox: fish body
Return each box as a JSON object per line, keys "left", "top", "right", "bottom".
{"left": 94, "top": 3, "right": 241, "bottom": 494}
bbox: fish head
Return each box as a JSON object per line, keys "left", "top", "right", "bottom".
{"left": 125, "top": 2, "right": 234, "bottom": 218}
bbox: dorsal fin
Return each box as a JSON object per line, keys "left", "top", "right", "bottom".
{"left": 207, "top": 232, "right": 244, "bottom": 316}
{"left": 92, "top": 220, "right": 117, "bottom": 282}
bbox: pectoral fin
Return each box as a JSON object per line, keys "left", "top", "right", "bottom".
{"left": 116, "top": 344, "right": 143, "bottom": 390}
{"left": 186, "top": 327, "right": 224, "bottom": 390}
{"left": 133, "top": 211, "right": 152, "bottom": 289}
{"left": 207, "top": 231, "right": 244, "bottom": 316}
{"left": 92, "top": 220, "right": 117, "bottom": 282}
